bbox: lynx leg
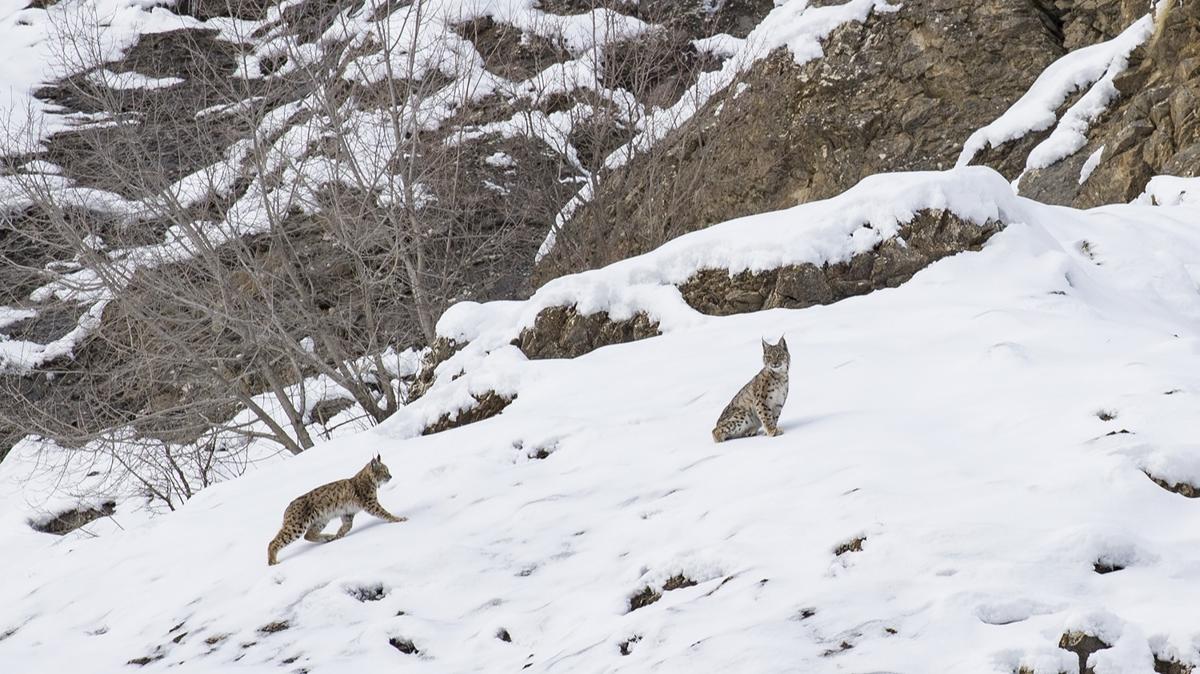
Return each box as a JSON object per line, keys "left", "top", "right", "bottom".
{"left": 329, "top": 514, "right": 354, "bottom": 541}
{"left": 268, "top": 524, "right": 303, "bottom": 566}
{"left": 753, "top": 399, "right": 781, "bottom": 437}
{"left": 304, "top": 518, "right": 335, "bottom": 543}
{"left": 712, "top": 410, "right": 759, "bottom": 443}
{"left": 363, "top": 497, "right": 406, "bottom": 523}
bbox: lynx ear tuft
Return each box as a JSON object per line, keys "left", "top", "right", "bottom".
{"left": 778, "top": 336, "right": 788, "bottom": 350}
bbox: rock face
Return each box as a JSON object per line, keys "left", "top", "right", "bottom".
{"left": 1057, "top": 631, "right": 1111, "bottom": 674}
{"left": 408, "top": 338, "right": 463, "bottom": 402}
{"left": 536, "top": 0, "right": 1063, "bottom": 280}
{"left": 1015, "top": 1, "right": 1200, "bottom": 206}
{"left": 679, "top": 210, "right": 1001, "bottom": 315}
{"left": 1048, "top": 0, "right": 1149, "bottom": 51}
{"left": 514, "top": 306, "right": 660, "bottom": 360}
{"left": 28, "top": 500, "right": 117, "bottom": 535}
{"left": 1144, "top": 470, "right": 1200, "bottom": 498}
{"left": 422, "top": 391, "right": 515, "bottom": 435}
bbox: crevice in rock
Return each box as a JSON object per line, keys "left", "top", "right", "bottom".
{"left": 1025, "top": 0, "right": 1066, "bottom": 48}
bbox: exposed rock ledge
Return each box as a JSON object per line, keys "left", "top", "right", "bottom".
{"left": 514, "top": 306, "right": 661, "bottom": 360}
{"left": 679, "top": 210, "right": 1001, "bottom": 315}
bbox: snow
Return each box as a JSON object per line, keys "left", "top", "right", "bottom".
{"left": 0, "top": 306, "right": 35, "bottom": 329}
{"left": 1078, "top": 144, "right": 1105, "bottom": 185}
{"left": 87, "top": 69, "right": 183, "bottom": 90}
{"left": 1136, "top": 175, "right": 1200, "bottom": 207}
{"left": 958, "top": 11, "right": 1156, "bottom": 171}
{"left": 693, "top": 33, "right": 744, "bottom": 59}
{"left": 483, "top": 151, "right": 515, "bottom": 168}
{"left": 3, "top": 166, "right": 1200, "bottom": 672}
{"left": 0, "top": 298, "right": 108, "bottom": 373}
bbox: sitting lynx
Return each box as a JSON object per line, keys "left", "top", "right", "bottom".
{"left": 267, "top": 455, "right": 405, "bottom": 566}
{"left": 712, "top": 337, "right": 790, "bottom": 442}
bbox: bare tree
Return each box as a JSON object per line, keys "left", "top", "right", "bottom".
{"left": 0, "top": 0, "right": 743, "bottom": 506}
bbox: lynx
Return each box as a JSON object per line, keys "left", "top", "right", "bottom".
{"left": 267, "top": 455, "right": 405, "bottom": 566}
{"left": 712, "top": 337, "right": 790, "bottom": 442}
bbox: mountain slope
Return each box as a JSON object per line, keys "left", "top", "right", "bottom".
{"left": 3, "top": 168, "right": 1200, "bottom": 673}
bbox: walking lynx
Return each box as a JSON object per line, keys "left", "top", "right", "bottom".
{"left": 267, "top": 455, "right": 405, "bottom": 566}
{"left": 712, "top": 337, "right": 790, "bottom": 442}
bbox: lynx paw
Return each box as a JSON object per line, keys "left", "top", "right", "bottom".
{"left": 767, "top": 427, "right": 783, "bottom": 437}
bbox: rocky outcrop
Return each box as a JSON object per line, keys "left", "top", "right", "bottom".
{"left": 679, "top": 210, "right": 1001, "bottom": 315}
{"left": 28, "top": 500, "right": 116, "bottom": 535}
{"left": 1006, "top": 1, "right": 1200, "bottom": 206}
{"left": 1144, "top": 470, "right": 1200, "bottom": 498}
{"left": 536, "top": 0, "right": 1062, "bottom": 280}
{"left": 408, "top": 338, "right": 463, "bottom": 402}
{"left": 421, "top": 391, "right": 515, "bottom": 435}
{"left": 1058, "top": 631, "right": 1111, "bottom": 674}
{"left": 1155, "top": 657, "right": 1196, "bottom": 674}
{"left": 514, "top": 305, "right": 660, "bottom": 360}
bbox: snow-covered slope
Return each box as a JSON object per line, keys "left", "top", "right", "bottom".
{"left": 4, "top": 167, "right": 1200, "bottom": 673}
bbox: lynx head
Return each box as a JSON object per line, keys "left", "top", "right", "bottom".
{"left": 761, "top": 337, "right": 789, "bottom": 373}
{"left": 365, "top": 454, "right": 392, "bottom": 485}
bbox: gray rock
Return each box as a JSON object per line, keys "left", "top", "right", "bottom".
{"left": 679, "top": 210, "right": 1002, "bottom": 315}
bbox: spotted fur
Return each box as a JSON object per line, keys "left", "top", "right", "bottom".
{"left": 267, "top": 455, "right": 405, "bottom": 566}
{"left": 712, "top": 337, "right": 790, "bottom": 442}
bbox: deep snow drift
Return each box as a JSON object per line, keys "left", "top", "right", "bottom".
{"left": 3, "top": 167, "right": 1200, "bottom": 673}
